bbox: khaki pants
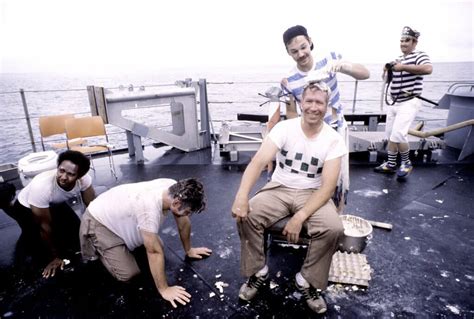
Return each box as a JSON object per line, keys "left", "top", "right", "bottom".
{"left": 79, "top": 209, "right": 140, "bottom": 282}
{"left": 237, "top": 182, "right": 344, "bottom": 290}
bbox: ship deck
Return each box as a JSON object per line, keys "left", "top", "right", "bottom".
{"left": 1, "top": 145, "right": 473, "bottom": 318}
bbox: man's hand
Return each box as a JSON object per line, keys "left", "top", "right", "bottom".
{"left": 392, "top": 63, "right": 403, "bottom": 72}
{"left": 331, "top": 61, "right": 353, "bottom": 74}
{"left": 186, "top": 247, "right": 212, "bottom": 259}
{"left": 42, "top": 257, "right": 65, "bottom": 278}
{"left": 282, "top": 215, "right": 304, "bottom": 243}
{"left": 159, "top": 285, "right": 191, "bottom": 308}
{"left": 231, "top": 196, "right": 250, "bottom": 222}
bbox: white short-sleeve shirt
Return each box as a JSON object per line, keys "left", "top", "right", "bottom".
{"left": 268, "top": 118, "right": 347, "bottom": 189}
{"left": 18, "top": 169, "right": 92, "bottom": 217}
{"left": 88, "top": 178, "right": 176, "bottom": 251}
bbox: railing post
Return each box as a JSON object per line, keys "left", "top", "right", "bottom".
{"left": 198, "top": 78, "right": 212, "bottom": 147}
{"left": 20, "top": 89, "right": 37, "bottom": 152}
{"left": 352, "top": 80, "right": 359, "bottom": 114}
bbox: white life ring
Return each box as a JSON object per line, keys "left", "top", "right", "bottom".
{"left": 18, "top": 151, "right": 58, "bottom": 178}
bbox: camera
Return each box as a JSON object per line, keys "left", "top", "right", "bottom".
{"left": 385, "top": 61, "right": 397, "bottom": 70}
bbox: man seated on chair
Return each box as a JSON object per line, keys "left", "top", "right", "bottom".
{"left": 231, "top": 81, "right": 346, "bottom": 314}
{"left": 0, "top": 150, "right": 95, "bottom": 278}
{"left": 79, "top": 178, "right": 212, "bottom": 308}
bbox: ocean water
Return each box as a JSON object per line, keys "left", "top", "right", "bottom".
{"left": 0, "top": 62, "right": 472, "bottom": 164}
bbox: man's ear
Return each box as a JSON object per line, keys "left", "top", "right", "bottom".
{"left": 308, "top": 37, "right": 314, "bottom": 50}
{"left": 171, "top": 198, "right": 181, "bottom": 210}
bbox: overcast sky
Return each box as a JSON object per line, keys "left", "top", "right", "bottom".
{"left": 0, "top": 0, "right": 472, "bottom": 74}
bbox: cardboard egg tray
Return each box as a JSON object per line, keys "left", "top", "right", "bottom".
{"left": 328, "top": 251, "right": 372, "bottom": 287}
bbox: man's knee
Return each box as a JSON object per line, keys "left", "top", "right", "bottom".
{"left": 330, "top": 223, "right": 345, "bottom": 240}
{"left": 312, "top": 222, "right": 343, "bottom": 240}
{"left": 308, "top": 206, "right": 344, "bottom": 240}
{"left": 236, "top": 211, "right": 259, "bottom": 235}
{"left": 113, "top": 268, "right": 141, "bottom": 282}
{"left": 329, "top": 211, "right": 345, "bottom": 237}
{"left": 242, "top": 200, "right": 264, "bottom": 224}
{"left": 390, "top": 132, "right": 408, "bottom": 144}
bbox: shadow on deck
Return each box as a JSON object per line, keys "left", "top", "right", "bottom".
{"left": 1, "top": 146, "right": 473, "bottom": 318}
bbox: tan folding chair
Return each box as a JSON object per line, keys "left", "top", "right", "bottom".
{"left": 38, "top": 114, "right": 86, "bottom": 151}
{"left": 65, "top": 116, "right": 116, "bottom": 178}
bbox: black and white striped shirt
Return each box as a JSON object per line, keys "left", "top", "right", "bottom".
{"left": 390, "top": 51, "right": 431, "bottom": 103}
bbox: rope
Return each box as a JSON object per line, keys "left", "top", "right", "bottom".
{"left": 409, "top": 119, "right": 474, "bottom": 138}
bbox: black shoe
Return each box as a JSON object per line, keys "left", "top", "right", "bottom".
{"left": 238, "top": 272, "right": 269, "bottom": 301}
{"left": 295, "top": 280, "right": 327, "bottom": 314}
{"left": 374, "top": 162, "right": 397, "bottom": 174}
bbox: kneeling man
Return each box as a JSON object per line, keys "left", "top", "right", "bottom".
{"left": 1, "top": 150, "right": 95, "bottom": 278}
{"left": 80, "top": 178, "right": 211, "bottom": 308}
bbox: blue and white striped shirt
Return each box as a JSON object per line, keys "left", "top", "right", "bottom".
{"left": 282, "top": 51, "right": 344, "bottom": 128}
{"left": 390, "top": 51, "right": 431, "bottom": 103}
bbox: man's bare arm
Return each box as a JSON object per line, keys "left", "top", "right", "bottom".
{"left": 174, "top": 215, "right": 212, "bottom": 259}
{"left": 334, "top": 62, "right": 370, "bottom": 80}
{"left": 285, "top": 97, "right": 299, "bottom": 119}
{"left": 81, "top": 185, "right": 96, "bottom": 206}
{"left": 142, "top": 230, "right": 191, "bottom": 308}
{"left": 30, "top": 205, "right": 64, "bottom": 278}
{"left": 394, "top": 63, "right": 432, "bottom": 75}
{"left": 232, "top": 137, "right": 279, "bottom": 219}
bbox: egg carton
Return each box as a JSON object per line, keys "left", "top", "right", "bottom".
{"left": 328, "top": 251, "right": 372, "bottom": 287}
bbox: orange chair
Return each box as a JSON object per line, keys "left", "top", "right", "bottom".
{"left": 65, "top": 116, "right": 116, "bottom": 178}
{"left": 38, "top": 114, "right": 86, "bottom": 151}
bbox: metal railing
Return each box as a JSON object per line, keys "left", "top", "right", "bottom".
{"left": 0, "top": 79, "right": 466, "bottom": 164}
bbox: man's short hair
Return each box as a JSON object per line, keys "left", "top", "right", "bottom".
{"left": 57, "top": 150, "right": 91, "bottom": 178}
{"left": 302, "top": 81, "right": 331, "bottom": 104}
{"left": 169, "top": 178, "right": 206, "bottom": 214}
{"left": 283, "top": 25, "right": 314, "bottom": 50}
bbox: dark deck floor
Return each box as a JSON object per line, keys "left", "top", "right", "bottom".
{"left": 1, "top": 145, "right": 473, "bottom": 318}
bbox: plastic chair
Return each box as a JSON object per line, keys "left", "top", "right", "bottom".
{"left": 38, "top": 114, "right": 86, "bottom": 151}
{"left": 64, "top": 116, "right": 116, "bottom": 178}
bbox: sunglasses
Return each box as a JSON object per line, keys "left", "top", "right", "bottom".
{"left": 304, "top": 81, "right": 331, "bottom": 93}
{"left": 400, "top": 38, "right": 412, "bottom": 43}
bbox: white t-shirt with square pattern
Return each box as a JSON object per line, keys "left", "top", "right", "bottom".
{"left": 268, "top": 118, "right": 347, "bottom": 189}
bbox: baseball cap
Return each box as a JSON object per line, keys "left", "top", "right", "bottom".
{"left": 283, "top": 25, "right": 314, "bottom": 50}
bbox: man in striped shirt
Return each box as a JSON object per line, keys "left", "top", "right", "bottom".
{"left": 276, "top": 25, "right": 370, "bottom": 132}
{"left": 374, "top": 26, "right": 432, "bottom": 178}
